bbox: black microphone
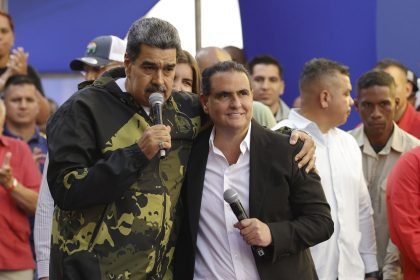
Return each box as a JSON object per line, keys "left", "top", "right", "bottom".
{"left": 223, "top": 188, "right": 265, "bottom": 257}
{"left": 148, "top": 92, "right": 166, "bottom": 159}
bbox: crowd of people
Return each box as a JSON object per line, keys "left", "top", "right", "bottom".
{"left": 0, "top": 9, "right": 419, "bottom": 280}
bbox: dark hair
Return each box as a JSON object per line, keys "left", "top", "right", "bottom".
{"left": 0, "top": 10, "right": 14, "bottom": 32}
{"left": 357, "top": 70, "right": 396, "bottom": 98}
{"left": 177, "top": 50, "right": 201, "bottom": 95}
{"left": 375, "top": 58, "right": 408, "bottom": 74}
{"left": 248, "top": 55, "right": 283, "bottom": 79}
{"left": 223, "top": 46, "right": 246, "bottom": 65}
{"left": 126, "top": 17, "right": 182, "bottom": 62}
{"left": 299, "top": 58, "right": 349, "bottom": 92}
{"left": 201, "top": 61, "right": 251, "bottom": 96}
{"left": 4, "top": 75, "right": 36, "bottom": 90}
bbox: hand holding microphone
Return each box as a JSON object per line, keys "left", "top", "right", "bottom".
{"left": 137, "top": 93, "right": 171, "bottom": 160}
{"left": 149, "top": 92, "right": 167, "bottom": 159}
{"left": 224, "top": 188, "right": 267, "bottom": 257}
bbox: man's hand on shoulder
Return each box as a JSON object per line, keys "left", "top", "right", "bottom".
{"left": 234, "top": 218, "right": 272, "bottom": 247}
{"left": 289, "top": 130, "right": 316, "bottom": 173}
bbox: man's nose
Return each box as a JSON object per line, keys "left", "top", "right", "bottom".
{"left": 85, "top": 70, "right": 98, "bottom": 81}
{"left": 349, "top": 96, "right": 354, "bottom": 106}
{"left": 230, "top": 94, "right": 241, "bottom": 107}
{"left": 152, "top": 70, "right": 164, "bottom": 85}
{"left": 262, "top": 79, "right": 269, "bottom": 89}
{"left": 371, "top": 105, "right": 382, "bottom": 118}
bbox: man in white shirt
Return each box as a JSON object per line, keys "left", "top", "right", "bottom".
{"left": 273, "top": 58, "right": 379, "bottom": 279}
{"left": 350, "top": 70, "right": 420, "bottom": 278}
{"left": 175, "top": 61, "right": 333, "bottom": 280}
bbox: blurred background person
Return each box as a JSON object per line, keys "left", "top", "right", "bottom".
{"left": 0, "top": 99, "right": 41, "bottom": 280}
{"left": 69, "top": 35, "right": 126, "bottom": 81}
{"left": 0, "top": 11, "right": 50, "bottom": 128}
{"left": 195, "top": 46, "right": 232, "bottom": 73}
{"left": 406, "top": 69, "right": 418, "bottom": 108}
{"left": 375, "top": 59, "right": 420, "bottom": 139}
{"left": 248, "top": 55, "right": 290, "bottom": 122}
{"left": 173, "top": 50, "right": 201, "bottom": 94}
{"left": 387, "top": 146, "right": 420, "bottom": 280}
{"left": 223, "top": 45, "right": 246, "bottom": 65}
{"left": 3, "top": 75, "right": 47, "bottom": 171}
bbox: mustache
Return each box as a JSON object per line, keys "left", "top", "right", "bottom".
{"left": 145, "top": 85, "right": 167, "bottom": 95}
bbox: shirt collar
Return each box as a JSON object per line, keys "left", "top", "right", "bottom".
{"left": 209, "top": 122, "right": 252, "bottom": 155}
{"left": 288, "top": 109, "right": 329, "bottom": 145}
{"left": 355, "top": 123, "right": 405, "bottom": 156}
{"left": 3, "top": 125, "right": 43, "bottom": 144}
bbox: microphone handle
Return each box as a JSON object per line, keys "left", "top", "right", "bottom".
{"left": 152, "top": 103, "right": 166, "bottom": 159}
{"left": 229, "top": 201, "right": 265, "bottom": 257}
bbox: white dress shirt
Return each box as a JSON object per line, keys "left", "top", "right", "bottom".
{"left": 34, "top": 156, "right": 54, "bottom": 278}
{"left": 194, "top": 124, "right": 260, "bottom": 280}
{"left": 273, "top": 109, "right": 378, "bottom": 280}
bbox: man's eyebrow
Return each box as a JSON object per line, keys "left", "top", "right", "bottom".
{"left": 215, "top": 90, "right": 230, "bottom": 96}
{"left": 141, "top": 61, "right": 157, "bottom": 66}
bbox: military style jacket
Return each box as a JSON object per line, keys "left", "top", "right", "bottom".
{"left": 47, "top": 68, "right": 201, "bottom": 280}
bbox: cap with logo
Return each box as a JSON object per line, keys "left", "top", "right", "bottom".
{"left": 70, "top": 35, "right": 126, "bottom": 71}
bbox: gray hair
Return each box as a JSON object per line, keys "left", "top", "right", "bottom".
{"left": 201, "top": 61, "right": 251, "bottom": 96}
{"left": 126, "top": 17, "right": 182, "bottom": 62}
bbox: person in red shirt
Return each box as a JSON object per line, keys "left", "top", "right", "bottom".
{"left": 375, "top": 59, "right": 420, "bottom": 139}
{"left": 0, "top": 100, "right": 41, "bottom": 280}
{"left": 387, "top": 147, "right": 420, "bottom": 280}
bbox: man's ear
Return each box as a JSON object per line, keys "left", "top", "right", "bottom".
{"left": 278, "top": 80, "right": 285, "bottom": 97}
{"left": 200, "top": 95, "right": 209, "bottom": 114}
{"left": 404, "top": 82, "right": 412, "bottom": 99}
{"left": 124, "top": 53, "right": 131, "bottom": 78}
{"left": 395, "top": 96, "right": 400, "bottom": 109}
{"left": 354, "top": 98, "right": 360, "bottom": 112}
{"left": 319, "top": 90, "right": 330, "bottom": 109}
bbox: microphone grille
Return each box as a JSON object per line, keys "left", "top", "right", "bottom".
{"left": 149, "top": 92, "right": 164, "bottom": 106}
{"left": 223, "top": 188, "right": 238, "bottom": 204}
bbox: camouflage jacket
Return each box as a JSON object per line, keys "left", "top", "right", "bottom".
{"left": 46, "top": 68, "right": 201, "bottom": 280}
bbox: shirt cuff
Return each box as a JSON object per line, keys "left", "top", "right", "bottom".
{"left": 362, "top": 253, "right": 379, "bottom": 273}
{"left": 37, "top": 259, "right": 49, "bottom": 278}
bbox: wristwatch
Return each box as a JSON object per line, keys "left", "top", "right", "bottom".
{"left": 365, "top": 270, "right": 380, "bottom": 279}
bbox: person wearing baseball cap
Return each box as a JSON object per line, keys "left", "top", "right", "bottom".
{"left": 70, "top": 35, "right": 126, "bottom": 81}
{"left": 407, "top": 69, "right": 419, "bottom": 108}
{"left": 33, "top": 34, "right": 126, "bottom": 280}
